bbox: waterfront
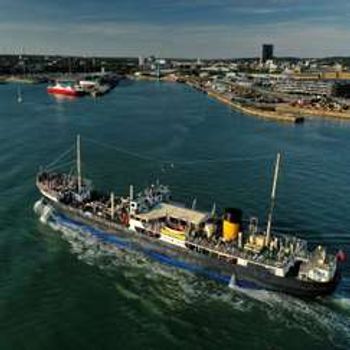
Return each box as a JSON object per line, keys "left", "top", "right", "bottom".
{"left": 179, "top": 75, "right": 350, "bottom": 123}
{"left": 0, "top": 80, "right": 350, "bottom": 349}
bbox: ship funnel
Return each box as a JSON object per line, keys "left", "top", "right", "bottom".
{"left": 222, "top": 208, "right": 242, "bottom": 242}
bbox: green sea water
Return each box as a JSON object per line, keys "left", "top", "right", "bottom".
{"left": 0, "top": 80, "right": 349, "bottom": 350}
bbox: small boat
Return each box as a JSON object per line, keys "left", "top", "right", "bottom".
{"left": 79, "top": 79, "right": 98, "bottom": 92}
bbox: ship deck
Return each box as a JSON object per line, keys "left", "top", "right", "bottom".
{"left": 135, "top": 202, "right": 208, "bottom": 225}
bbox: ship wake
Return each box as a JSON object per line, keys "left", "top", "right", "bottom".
{"left": 36, "top": 200, "right": 350, "bottom": 349}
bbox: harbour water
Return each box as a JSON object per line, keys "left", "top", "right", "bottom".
{"left": 0, "top": 80, "right": 349, "bottom": 349}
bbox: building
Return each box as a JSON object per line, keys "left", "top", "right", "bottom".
{"left": 262, "top": 44, "right": 274, "bottom": 63}
{"left": 138, "top": 56, "right": 144, "bottom": 68}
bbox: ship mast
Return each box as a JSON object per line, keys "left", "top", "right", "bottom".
{"left": 266, "top": 152, "right": 281, "bottom": 245}
{"left": 110, "top": 192, "right": 115, "bottom": 220}
{"left": 77, "top": 134, "right": 82, "bottom": 193}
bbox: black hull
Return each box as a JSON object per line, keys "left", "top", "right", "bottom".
{"left": 233, "top": 263, "right": 340, "bottom": 298}
{"left": 42, "top": 200, "right": 341, "bottom": 299}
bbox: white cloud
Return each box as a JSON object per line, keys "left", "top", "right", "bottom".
{"left": 0, "top": 18, "right": 349, "bottom": 57}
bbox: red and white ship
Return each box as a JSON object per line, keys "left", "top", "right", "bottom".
{"left": 47, "top": 81, "right": 85, "bottom": 97}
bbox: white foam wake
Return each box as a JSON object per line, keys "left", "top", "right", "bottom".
{"left": 42, "top": 216, "right": 350, "bottom": 349}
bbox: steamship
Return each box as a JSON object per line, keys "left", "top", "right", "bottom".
{"left": 34, "top": 136, "right": 345, "bottom": 298}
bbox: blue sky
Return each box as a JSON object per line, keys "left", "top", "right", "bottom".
{"left": 0, "top": 0, "right": 349, "bottom": 57}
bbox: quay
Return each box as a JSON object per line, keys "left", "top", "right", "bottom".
{"left": 276, "top": 104, "right": 350, "bottom": 121}
{"left": 207, "top": 90, "right": 304, "bottom": 124}
{"left": 182, "top": 77, "right": 304, "bottom": 124}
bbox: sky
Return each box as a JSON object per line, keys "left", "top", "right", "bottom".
{"left": 0, "top": 0, "right": 350, "bottom": 58}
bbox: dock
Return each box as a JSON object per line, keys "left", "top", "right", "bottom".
{"left": 207, "top": 91, "right": 304, "bottom": 124}
{"left": 181, "top": 76, "right": 304, "bottom": 123}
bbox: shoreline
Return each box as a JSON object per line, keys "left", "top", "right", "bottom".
{"left": 276, "top": 104, "right": 350, "bottom": 120}
{"left": 206, "top": 90, "right": 304, "bottom": 124}
{"left": 182, "top": 78, "right": 304, "bottom": 123}
{"left": 180, "top": 77, "right": 350, "bottom": 123}
{"left": 4, "top": 72, "right": 350, "bottom": 122}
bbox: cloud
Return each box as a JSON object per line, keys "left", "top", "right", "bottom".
{"left": 2, "top": 19, "right": 348, "bottom": 58}
{"left": 0, "top": 0, "right": 349, "bottom": 57}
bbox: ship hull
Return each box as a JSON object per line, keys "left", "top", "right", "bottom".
{"left": 47, "top": 87, "right": 84, "bottom": 97}
{"left": 36, "top": 199, "right": 341, "bottom": 299}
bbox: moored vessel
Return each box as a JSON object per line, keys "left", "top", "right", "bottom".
{"left": 47, "top": 80, "right": 85, "bottom": 97}
{"left": 34, "top": 136, "right": 345, "bottom": 298}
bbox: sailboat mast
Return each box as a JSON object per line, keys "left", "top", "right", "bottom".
{"left": 17, "top": 85, "right": 22, "bottom": 103}
{"left": 77, "top": 134, "right": 82, "bottom": 193}
{"left": 266, "top": 153, "right": 281, "bottom": 245}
